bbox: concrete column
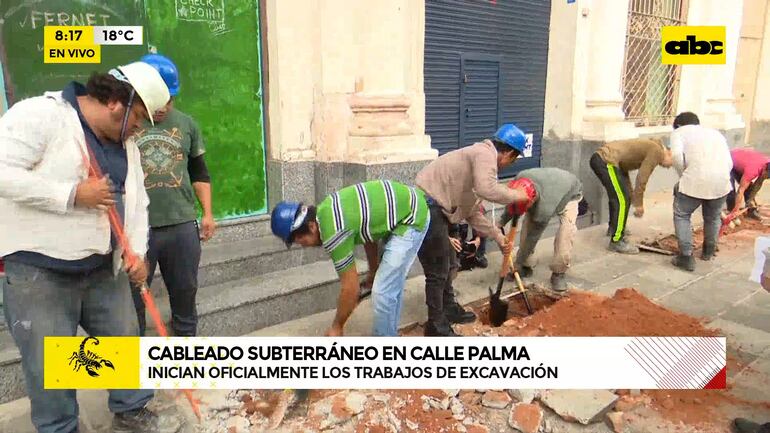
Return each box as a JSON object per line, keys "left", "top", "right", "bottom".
{"left": 581, "top": 0, "right": 637, "bottom": 141}
{"left": 703, "top": 0, "right": 746, "bottom": 131}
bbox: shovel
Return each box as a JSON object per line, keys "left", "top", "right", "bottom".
{"left": 489, "top": 225, "right": 533, "bottom": 327}
{"left": 719, "top": 207, "right": 749, "bottom": 237}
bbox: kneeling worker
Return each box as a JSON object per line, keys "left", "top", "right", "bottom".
{"left": 271, "top": 180, "right": 429, "bottom": 337}
{"left": 499, "top": 168, "right": 584, "bottom": 292}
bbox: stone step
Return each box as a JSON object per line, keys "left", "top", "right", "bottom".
{"left": 0, "top": 259, "right": 366, "bottom": 404}
{"left": 146, "top": 234, "right": 329, "bottom": 299}
{"left": 206, "top": 215, "right": 271, "bottom": 245}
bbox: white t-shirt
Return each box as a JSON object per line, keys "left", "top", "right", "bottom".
{"left": 669, "top": 125, "right": 733, "bottom": 199}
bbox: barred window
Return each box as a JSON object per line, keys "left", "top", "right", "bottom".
{"left": 622, "top": 0, "right": 688, "bottom": 126}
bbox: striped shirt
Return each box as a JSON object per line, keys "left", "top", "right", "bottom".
{"left": 317, "top": 180, "right": 429, "bottom": 274}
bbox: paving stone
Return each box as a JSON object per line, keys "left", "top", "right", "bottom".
{"left": 658, "top": 273, "right": 759, "bottom": 318}
{"left": 571, "top": 255, "right": 648, "bottom": 286}
{"left": 507, "top": 402, "right": 543, "bottom": 433}
{"left": 540, "top": 390, "right": 618, "bottom": 425}
{"left": 721, "top": 303, "right": 770, "bottom": 333}
{"left": 707, "top": 318, "right": 770, "bottom": 358}
{"left": 731, "top": 357, "right": 770, "bottom": 404}
{"left": 598, "top": 273, "right": 672, "bottom": 299}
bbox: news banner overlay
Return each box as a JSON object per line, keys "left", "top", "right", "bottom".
{"left": 43, "top": 26, "right": 144, "bottom": 64}
{"left": 43, "top": 336, "right": 727, "bottom": 390}
{"left": 661, "top": 26, "right": 727, "bottom": 65}
{"left": 93, "top": 26, "right": 144, "bottom": 45}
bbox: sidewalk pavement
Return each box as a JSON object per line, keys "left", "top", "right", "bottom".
{"left": 1, "top": 187, "right": 768, "bottom": 432}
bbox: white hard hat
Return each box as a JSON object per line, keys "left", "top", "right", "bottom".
{"left": 108, "top": 61, "right": 170, "bottom": 125}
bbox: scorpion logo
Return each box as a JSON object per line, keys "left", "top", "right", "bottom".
{"left": 68, "top": 336, "right": 115, "bottom": 377}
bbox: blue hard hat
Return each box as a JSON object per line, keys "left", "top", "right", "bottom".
{"left": 493, "top": 124, "right": 527, "bottom": 153}
{"left": 140, "top": 53, "right": 179, "bottom": 96}
{"left": 271, "top": 201, "right": 307, "bottom": 246}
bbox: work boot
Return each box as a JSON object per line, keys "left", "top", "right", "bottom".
{"left": 733, "top": 418, "right": 770, "bottom": 433}
{"left": 424, "top": 319, "right": 460, "bottom": 337}
{"left": 445, "top": 302, "right": 476, "bottom": 324}
{"left": 608, "top": 239, "right": 639, "bottom": 254}
{"left": 747, "top": 207, "right": 762, "bottom": 220}
{"left": 550, "top": 273, "right": 568, "bottom": 293}
{"left": 671, "top": 255, "right": 695, "bottom": 272}
{"left": 475, "top": 255, "right": 489, "bottom": 269}
{"left": 113, "top": 407, "right": 181, "bottom": 433}
{"left": 701, "top": 243, "right": 716, "bottom": 261}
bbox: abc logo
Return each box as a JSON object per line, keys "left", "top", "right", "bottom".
{"left": 664, "top": 35, "right": 723, "bottom": 56}
{"left": 661, "top": 26, "right": 726, "bottom": 65}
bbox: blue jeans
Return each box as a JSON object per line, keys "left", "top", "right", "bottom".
{"left": 673, "top": 187, "right": 727, "bottom": 257}
{"left": 2, "top": 261, "right": 153, "bottom": 433}
{"left": 371, "top": 214, "right": 430, "bottom": 336}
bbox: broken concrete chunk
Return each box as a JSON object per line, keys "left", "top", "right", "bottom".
{"left": 481, "top": 391, "right": 512, "bottom": 409}
{"left": 465, "top": 424, "right": 490, "bottom": 433}
{"left": 457, "top": 424, "right": 467, "bottom": 433}
{"left": 372, "top": 393, "right": 391, "bottom": 404}
{"left": 225, "top": 415, "right": 250, "bottom": 433}
{"left": 440, "top": 397, "right": 451, "bottom": 410}
{"left": 443, "top": 389, "right": 460, "bottom": 398}
{"left": 201, "top": 390, "right": 241, "bottom": 412}
{"left": 405, "top": 419, "right": 419, "bottom": 430}
{"left": 450, "top": 399, "right": 464, "bottom": 416}
{"left": 607, "top": 411, "right": 624, "bottom": 433}
{"left": 507, "top": 402, "right": 543, "bottom": 433}
{"left": 540, "top": 390, "right": 619, "bottom": 425}
{"left": 507, "top": 389, "right": 540, "bottom": 404}
{"left": 387, "top": 410, "right": 402, "bottom": 431}
{"left": 310, "top": 391, "right": 368, "bottom": 430}
{"left": 422, "top": 402, "right": 430, "bottom": 412}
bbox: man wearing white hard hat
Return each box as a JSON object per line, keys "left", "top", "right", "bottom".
{"left": 0, "top": 63, "right": 179, "bottom": 432}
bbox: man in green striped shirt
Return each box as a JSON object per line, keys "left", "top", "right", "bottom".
{"left": 271, "top": 180, "right": 430, "bottom": 336}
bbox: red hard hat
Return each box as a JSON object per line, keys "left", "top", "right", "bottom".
{"left": 506, "top": 178, "right": 537, "bottom": 216}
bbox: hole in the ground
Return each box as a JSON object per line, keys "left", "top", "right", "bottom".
{"left": 472, "top": 291, "right": 557, "bottom": 327}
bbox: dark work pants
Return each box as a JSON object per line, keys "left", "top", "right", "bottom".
{"left": 417, "top": 205, "right": 459, "bottom": 323}
{"left": 131, "top": 221, "right": 201, "bottom": 337}
{"left": 726, "top": 169, "right": 761, "bottom": 211}
{"left": 590, "top": 152, "right": 631, "bottom": 243}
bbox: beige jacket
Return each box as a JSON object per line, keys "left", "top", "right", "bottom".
{"left": 415, "top": 140, "right": 522, "bottom": 246}
{"left": 596, "top": 138, "right": 667, "bottom": 208}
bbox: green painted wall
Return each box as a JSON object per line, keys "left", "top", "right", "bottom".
{"left": 0, "top": 0, "right": 268, "bottom": 220}
{"left": 143, "top": 0, "right": 268, "bottom": 218}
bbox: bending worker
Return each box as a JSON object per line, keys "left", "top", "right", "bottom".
{"left": 498, "top": 168, "right": 584, "bottom": 292}
{"left": 727, "top": 147, "right": 769, "bottom": 221}
{"left": 415, "top": 123, "right": 527, "bottom": 336}
{"left": 590, "top": 138, "right": 673, "bottom": 254}
{"left": 271, "top": 180, "right": 429, "bottom": 337}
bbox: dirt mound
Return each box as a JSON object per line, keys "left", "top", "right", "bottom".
{"left": 494, "top": 288, "right": 719, "bottom": 337}
{"left": 646, "top": 216, "right": 770, "bottom": 255}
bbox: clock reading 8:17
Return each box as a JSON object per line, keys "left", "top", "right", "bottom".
{"left": 55, "top": 29, "right": 83, "bottom": 42}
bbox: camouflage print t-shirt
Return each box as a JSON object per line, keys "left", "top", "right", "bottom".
{"left": 134, "top": 109, "right": 205, "bottom": 228}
